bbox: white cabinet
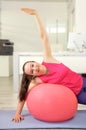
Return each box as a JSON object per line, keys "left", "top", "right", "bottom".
{"left": 0, "top": 56, "right": 13, "bottom": 77}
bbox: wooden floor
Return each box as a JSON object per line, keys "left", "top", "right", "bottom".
{"left": 0, "top": 76, "right": 86, "bottom": 110}
{"left": 0, "top": 76, "right": 27, "bottom": 110}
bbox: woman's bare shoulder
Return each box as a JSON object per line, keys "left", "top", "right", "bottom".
{"left": 28, "top": 77, "right": 42, "bottom": 90}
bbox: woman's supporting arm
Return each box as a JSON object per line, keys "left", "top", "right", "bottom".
{"left": 12, "top": 100, "right": 25, "bottom": 122}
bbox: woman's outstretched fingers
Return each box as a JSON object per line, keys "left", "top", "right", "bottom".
{"left": 21, "top": 8, "right": 36, "bottom": 15}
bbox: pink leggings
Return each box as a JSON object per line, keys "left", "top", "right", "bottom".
{"left": 77, "top": 77, "right": 86, "bottom": 105}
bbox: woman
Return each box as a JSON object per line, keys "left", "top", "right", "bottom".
{"left": 12, "top": 8, "right": 86, "bottom": 122}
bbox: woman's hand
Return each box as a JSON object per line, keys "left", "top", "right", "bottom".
{"left": 21, "top": 8, "right": 37, "bottom": 15}
{"left": 12, "top": 113, "right": 24, "bottom": 122}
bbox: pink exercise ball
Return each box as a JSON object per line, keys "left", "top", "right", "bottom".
{"left": 26, "top": 83, "right": 78, "bottom": 122}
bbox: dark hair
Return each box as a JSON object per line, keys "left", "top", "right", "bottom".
{"left": 18, "top": 61, "right": 35, "bottom": 101}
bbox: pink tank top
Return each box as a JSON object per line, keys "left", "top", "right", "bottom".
{"left": 39, "top": 62, "right": 83, "bottom": 95}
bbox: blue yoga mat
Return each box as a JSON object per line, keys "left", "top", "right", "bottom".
{"left": 0, "top": 110, "right": 86, "bottom": 129}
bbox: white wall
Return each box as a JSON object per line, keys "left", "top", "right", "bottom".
{"left": 1, "top": 0, "right": 68, "bottom": 52}
{"left": 75, "top": 0, "right": 86, "bottom": 33}
{"left": 67, "top": 0, "right": 86, "bottom": 51}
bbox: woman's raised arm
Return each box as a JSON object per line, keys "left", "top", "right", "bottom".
{"left": 21, "top": 8, "right": 54, "bottom": 61}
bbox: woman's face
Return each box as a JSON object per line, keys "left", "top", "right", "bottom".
{"left": 24, "top": 61, "right": 47, "bottom": 76}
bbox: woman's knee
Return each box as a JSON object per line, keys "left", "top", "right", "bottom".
{"left": 77, "top": 92, "right": 86, "bottom": 105}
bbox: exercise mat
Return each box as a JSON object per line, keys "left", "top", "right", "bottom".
{"left": 0, "top": 110, "right": 86, "bottom": 129}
